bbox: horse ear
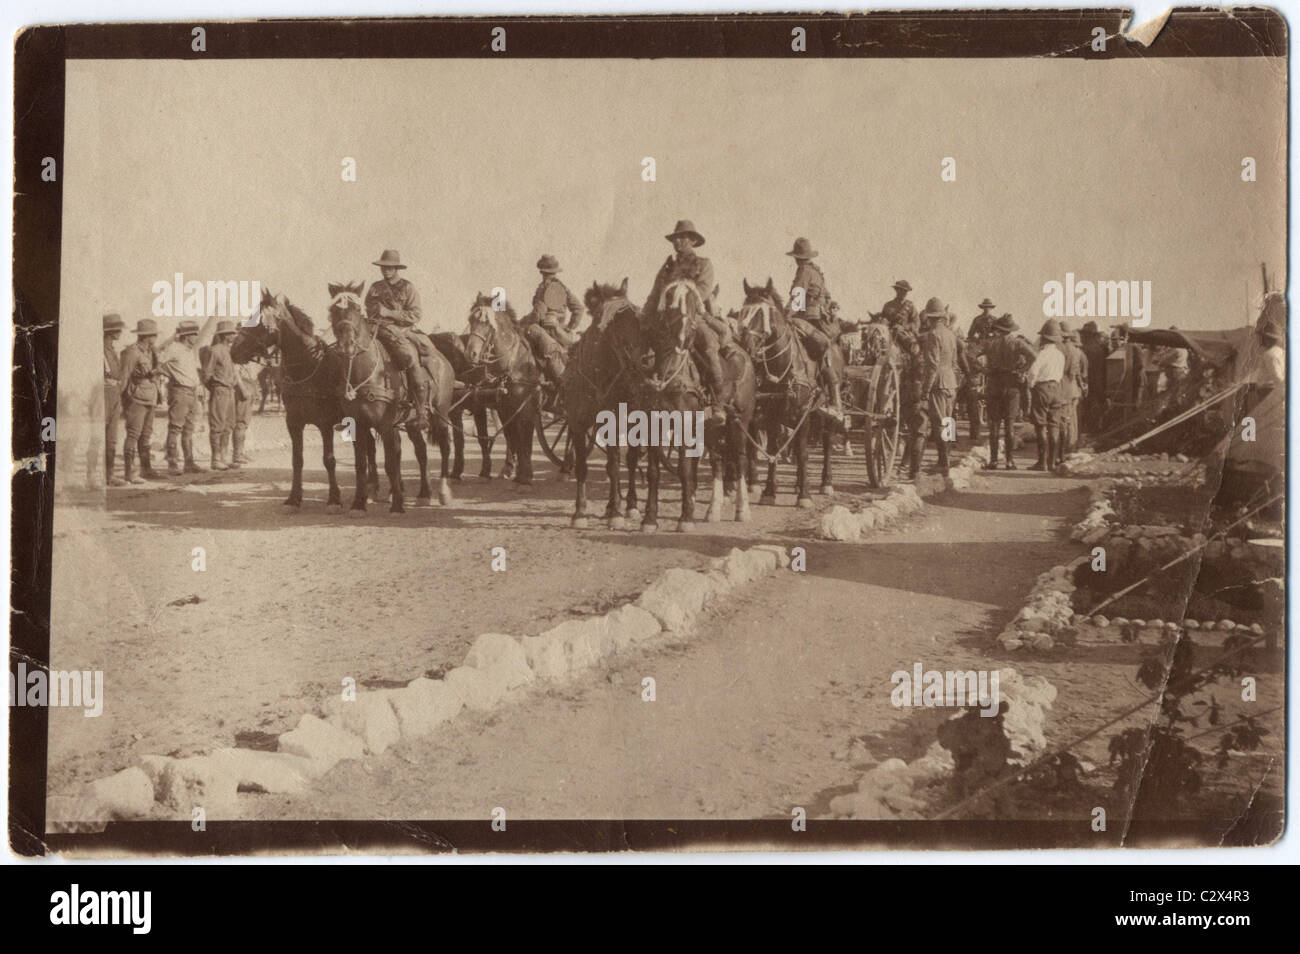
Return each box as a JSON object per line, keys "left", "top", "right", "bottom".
{"left": 765, "top": 277, "right": 775, "bottom": 294}
{"left": 327, "top": 282, "right": 340, "bottom": 297}
{"left": 619, "top": 277, "right": 628, "bottom": 295}
{"left": 261, "top": 286, "right": 274, "bottom": 304}
{"left": 743, "top": 279, "right": 753, "bottom": 295}
{"left": 351, "top": 280, "right": 364, "bottom": 294}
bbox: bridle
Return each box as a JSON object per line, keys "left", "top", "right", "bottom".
{"left": 740, "top": 296, "right": 796, "bottom": 386}
{"left": 465, "top": 304, "right": 523, "bottom": 384}
{"left": 645, "top": 279, "right": 702, "bottom": 394}
{"left": 329, "top": 292, "right": 382, "bottom": 400}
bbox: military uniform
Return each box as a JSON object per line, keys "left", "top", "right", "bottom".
{"left": 1079, "top": 325, "right": 1110, "bottom": 433}
{"left": 881, "top": 297, "right": 919, "bottom": 335}
{"left": 967, "top": 309, "right": 997, "bottom": 342}
{"left": 1057, "top": 330, "right": 1083, "bottom": 464}
{"left": 118, "top": 324, "right": 161, "bottom": 483}
{"left": 204, "top": 324, "right": 238, "bottom": 470}
{"left": 233, "top": 361, "right": 259, "bottom": 467}
{"left": 643, "top": 245, "right": 730, "bottom": 403}
{"left": 365, "top": 250, "right": 430, "bottom": 421}
{"left": 785, "top": 240, "right": 846, "bottom": 419}
{"left": 982, "top": 320, "right": 1037, "bottom": 467}
{"left": 525, "top": 257, "right": 583, "bottom": 382}
{"left": 158, "top": 322, "right": 204, "bottom": 474}
{"left": 912, "top": 303, "right": 966, "bottom": 477}
{"left": 102, "top": 315, "right": 125, "bottom": 485}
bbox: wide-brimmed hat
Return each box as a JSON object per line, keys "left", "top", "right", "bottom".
{"left": 994, "top": 314, "right": 1018, "bottom": 333}
{"left": 214, "top": 320, "right": 238, "bottom": 337}
{"left": 103, "top": 313, "right": 124, "bottom": 332}
{"left": 176, "top": 319, "right": 200, "bottom": 337}
{"left": 536, "top": 254, "right": 561, "bottom": 273}
{"left": 978, "top": 298, "right": 996, "bottom": 310}
{"left": 921, "top": 297, "right": 948, "bottom": 320}
{"left": 1038, "top": 319, "right": 1063, "bottom": 342}
{"left": 1081, "top": 321, "right": 1100, "bottom": 334}
{"left": 133, "top": 319, "right": 158, "bottom": 337}
{"left": 372, "top": 249, "right": 407, "bottom": 269}
{"left": 892, "top": 280, "right": 912, "bottom": 293}
{"left": 786, "top": 237, "right": 817, "bottom": 259}
{"left": 664, "top": 220, "right": 705, "bottom": 247}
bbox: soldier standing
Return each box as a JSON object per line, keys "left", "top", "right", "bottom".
{"left": 643, "top": 219, "right": 731, "bottom": 423}
{"left": 967, "top": 298, "right": 998, "bottom": 342}
{"left": 364, "top": 249, "right": 429, "bottom": 424}
{"left": 1078, "top": 321, "right": 1110, "bottom": 433}
{"left": 785, "top": 237, "right": 845, "bottom": 421}
{"left": 102, "top": 313, "right": 126, "bottom": 486}
{"left": 911, "top": 298, "right": 965, "bottom": 478}
{"left": 118, "top": 319, "right": 162, "bottom": 484}
{"left": 1056, "top": 321, "right": 1083, "bottom": 464}
{"left": 203, "top": 320, "right": 239, "bottom": 471}
{"left": 981, "top": 315, "right": 1037, "bottom": 469}
{"left": 1025, "top": 319, "right": 1067, "bottom": 471}
{"left": 524, "top": 254, "right": 582, "bottom": 384}
{"left": 157, "top": 319, "right": 205, "bottom": 475}
{"left": 233, "top": 359, "right": 260, "bottom": 468}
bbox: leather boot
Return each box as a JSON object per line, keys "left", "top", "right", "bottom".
{"left": 907, "top": 435, "right": 922, "bottom": 480}
{"left": 706, "top": 351, "right": 728, "bottom": 424}
{"left": 985, "top": 433, "right": 999, "bottom": 469}
{"left": 166, "top": 431, "right": 183, "bottom": 476}
{"left": 139, "top": 445, "right": 160, "bottom": 480}
{"left": 1004, "top": 427, "right": 1018, "bottom": 469}
{"left": 232, "top": 430, "right": 247, "bottom": 468}
{"left": 124, "top": 448, "right": 145, "bottom": 485}
{"left": 210, "top": 437, "right": 229, "bottom": 471}
{"left": 183, "top": 434, "right": 203, "bottom": 473}
{"left": 1047, "top": 427, "right": 1059, "bottom": 472}
{"left": 937, "top": 432, "right": 950, "bottom": 476}
{"left": 106, "top": 448, "right": 126, "bottom": 486}
{"left": 406, "top": 369, "right": 429, "bottom": 426}
{"left": 1029, "top": 426, "right": 1047, "bottom": 470}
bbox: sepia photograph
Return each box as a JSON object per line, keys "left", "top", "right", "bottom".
{"left": 9, "top": 8, "right": 1290, "bottom": 867}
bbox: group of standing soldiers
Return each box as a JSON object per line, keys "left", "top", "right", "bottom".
{"left": 102, "top": 313, "right": 258, "bottom": 485}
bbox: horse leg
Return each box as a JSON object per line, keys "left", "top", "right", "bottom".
{"left": 795, "top": 420, "right": 813, "bottom": 508}
{"left": 408, "top": 424, "right": 432, "bottom": 504}
{"left": 349, "top": 426, "right": 371, "bottom": 516}
{"left": 605, "top": 445, "right": 626, "bottom": 528}
{"left": 511, "top": 390, "right": 536, "bottom": 487}
{"left": 761, "top": 406, "right": 779, "bottom": 504}
{"left": 285, "top": 417, "right": 305, "bottom": 510}
{"left": 625, "top": 446, "right": 641, "bottom": 523}
{"left": 820, "top": 423, "right": 835, "bottom": 496}
{"left": 384, "top": 429, "right": 405, "bottom": 514}
{"left": 706, "top": 435, "right": 725, "bottom": 523}
{"left": 642, "top": 441, "right": 659, "bottom": 533}
{"left": 451, "top": 405, "right": 466, "bottom": 480}
{"left": 433, "top": 415, "right": 453, "bottom": 505}
{"left": 476, "top": 405, "right": 494, "bottom": 479}
{"left": 320, "top": 423, "right": 342, "bottom": 512}
{"left": 571, "top": 426, "right": 589, "bottom": 528}
{"left": 734, "top": 414, "right": 753, "bottom": 522}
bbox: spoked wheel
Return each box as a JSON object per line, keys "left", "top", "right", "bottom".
{"left": 864, "top": 361, "right": 902, "bottom": 489}
{"left": 538, "top": 406, "right": 577, "bottom": 470}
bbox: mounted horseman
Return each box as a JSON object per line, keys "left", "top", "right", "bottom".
{"left": 523, "top": 254, "right": 582, "bottom": 395}
{"left": 642, "top": 219, "right": 733, "bottom": 425}
{"left": 785, "top": 236, "right": 848, "bottom": 423}
{"left": 365, "top": 249, "right": 432, "bottom": 425}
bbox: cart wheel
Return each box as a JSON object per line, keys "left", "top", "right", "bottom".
{"left": 865, "top": 362, "right": 901, "bottom": 489}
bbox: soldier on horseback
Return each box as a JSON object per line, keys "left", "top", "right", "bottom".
{"left": 524, "top": 254, "right": 582, "bottom": 385}
{"left": 643, "top": 219, "right": 732, "bottom": 424}
{"left": 364, "top": 249, "right": 430, "bottom": 423}
{"left": 881, "top": 280, "right": 919, "bottom": 335}
{"left": 785, "top": 237, "right": 847, "bottom": 422}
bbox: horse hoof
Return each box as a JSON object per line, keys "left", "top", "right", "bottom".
{"left": 281, "top": 504, "right": 301, "bottom": 515}
{"left": 512, "top": 482, "right": 534, "bottom": 494}
{"left": 347, "top": 509, "right": 366, "bottom": 519}
{"left": 820, "top": 484, "right": 834, "bottom": 496}
{"left": 571, "top": 515, "right": 590, "bottom": 529}
{"left": 324, "top": 504, "right": 342, "bottom": 515}
{"left": 416, "top": 495, "right": 433, "bottom": 508}
{"left": 625, "top": 508, "right": 641, "bottom": 524}
{"left": 706, "top": 510, "right": 723, "bottom": 524}
{"left": 438, "top": 485, "right": 453, "bottom": 506}
{"left": 676, "top": 520, "right": 696, "bottom": 533}
{"left": 608, "top": 515, "right": 626, "bottom": 531}
{"left": 640, "top": 522, "right": 658, "bottom": 534}
{"left": 451, "top": 474, "right": 463, "bottom": 483}
{"left": 389, "top": 505, "right": 406, "bottom": 515}
{"left": 797, "top": 496, "right": 814, "bottom": 509}
{"left": 735, "top": 509, "right": 753, "bottom": 523}
{"left": 760, "top": 494, "right": 777, "bottom": 506}
{"left": 552, "top": 471, "right": 570, "bottom": 482}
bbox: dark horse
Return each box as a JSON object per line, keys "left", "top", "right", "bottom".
{"left": 562, "top": 278, "right": 648, "bottom": 528}
{"left": 640, "top": 278, "right": 756, "bottom": 531}
{"left": 737, "top": 278, "right": 838, "bottom": 506}
{"left": 462, "top": 294, "right": 541, "bottom": 487}
{"left": 327, "top": 281, "right": 455, "bottom": 514}
{"left": 231, "top": 289, "right": 348, "bottom": 512}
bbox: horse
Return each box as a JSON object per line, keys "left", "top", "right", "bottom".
{"left": 232, "top": 288, "right": 348, "bottom": 513}
{"left": 640, "top": 278, "right": 755, "bottom": 531}
{"left": 737, "top": 278, "right": 836, "bottom": 506}
{"left": 462, "top": 294, "right": 541, "bottom": 487}
{"left": 327, "top": 281, "right": 455, "bottom": 514}
{"left": 429, "top": 330, "right": 499, "bottom": 480}
{"left": 560, "top": 278, "right": 650, "bottom": 528}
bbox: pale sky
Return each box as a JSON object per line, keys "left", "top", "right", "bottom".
{"left": 59, "top": 55, "right": 1286, "bottom": 396}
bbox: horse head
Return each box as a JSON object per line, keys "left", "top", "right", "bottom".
{"left": 327, "top": 281, "right": 368, "bottom": 357}
{"left": 654, "top": 278, "right": 708, "bottom": 356}
{"left": 738, "top": 278, "right": 786, "bottom": 342}
{"left": 463, "top": 292, "right": 499, "bottom": 366}
{"left": 231, "top": 286, "right": 281, "bottom": 363}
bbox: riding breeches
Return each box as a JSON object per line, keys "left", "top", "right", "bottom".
{"left": 376, "top": 324, "right": 418, "bottom": 371}
{"left": 523, "top": 323, "right": 566, "bottom": 361}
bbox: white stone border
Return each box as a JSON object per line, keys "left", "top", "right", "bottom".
{"left": 47, "top": 544, "right": 794, "bottom": 827}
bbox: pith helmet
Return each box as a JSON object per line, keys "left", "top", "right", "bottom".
{"left": 372, "top": 249, "right": 407, "bottom": 269}
{"left": 664, "top": 220, "right": 705, "bottom": 247}
{"left": 786, "top": 237, "right": 817, "bottom": 259}
{"left": 1038, "top": 319, "right": 1063, "bottom": 342}
{"left": 921, "top": 297, "right": 948, "bottom": 320}
{"left": 994, "top": 314, "right": 1018, "bottom": 333}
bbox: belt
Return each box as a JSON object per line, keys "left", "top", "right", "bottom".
{"left": 171, "top": 384, "right": 196, "bottom": 391}
{"left": 210, "top": 381, "right": 235, "bottom": 389}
